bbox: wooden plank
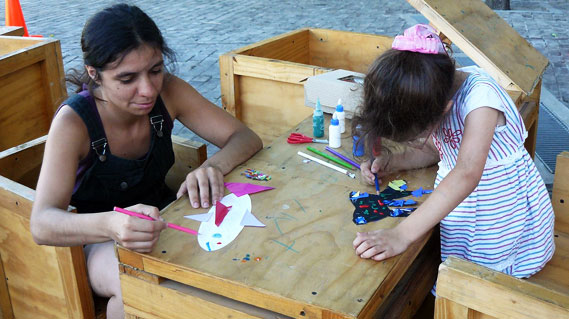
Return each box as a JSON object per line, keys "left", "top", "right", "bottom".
{"left": 0, "top": 27, "right": 24, "bottom": 37}
{"left": 434, "top": 297, "right": 472, "bottom": 319}
{"left": 407, "top": 0, "right": 548, "bottom": 95}
{"left": 0, "top": 136, "right": 46, "bottom": 187}
{"left": 239, "top": 76, "right": 313, "bottom": 145}
{"left": 436, "top": 256, "right": 569, "bottom": 319}
{"left": 552, "top": 151, "right": 569, "bottom": 234}
{"left": 165, "top": 136, "right": 207, "bottom": 192}
{"left": 0, "top": 189, "right": 70, "bottom": 318}
{"left": 233, "top": 54, "right": 328, "bottom": 84}
{"left": 0, "top": 37, "right": 44, "bottom": 57}
{"left": 121, "top": 274, "right": 290, "bottom": 319}
{"left": 309, "top": 29, "right": 393, "bottom": 73}
{"left": 236, "top": 28, "right": 310, "bottom": 66}
{"left": 219, "top": 53, "right": 240, "bottom": 118}
{"left": 0, "top": 253, "right": 14, "bottom": 319}
{"left": 55, "top": 246, "right": 95, "bottom": 318}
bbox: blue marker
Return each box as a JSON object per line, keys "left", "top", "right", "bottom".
{"left": 374, "top": 173, "right": 380, "bottom": 195}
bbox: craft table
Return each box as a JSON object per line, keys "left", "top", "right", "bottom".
{"left": 117, "top": 115, "right": 440, "bottom": 319}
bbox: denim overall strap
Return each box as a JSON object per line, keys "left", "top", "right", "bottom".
{"left": 68, "top": 94, "right": 176, "bottom": 213}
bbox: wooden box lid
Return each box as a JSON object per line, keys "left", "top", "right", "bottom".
{"left": 407, "top": 0, "right": 548, "bottom": 95}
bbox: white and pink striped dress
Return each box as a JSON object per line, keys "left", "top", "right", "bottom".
{"left": 432, "top": 66, "right": 555, "bottom": 277}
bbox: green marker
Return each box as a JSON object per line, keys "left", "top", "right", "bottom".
{"left": 306, "top": 146, "right": 355, "bottom": 170}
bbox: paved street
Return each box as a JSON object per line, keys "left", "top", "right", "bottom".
{"left": 2, "top": 1, "right": 568, "bottom": 172}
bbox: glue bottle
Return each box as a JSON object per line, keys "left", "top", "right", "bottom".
{"left": 313, "top": 98, "right": 325, "bottom": 138}
{"left": 335, "top": 98, "right": 346, "bottom": 133}
{"left": 329, "top": 113, "right": 341, "bottom": 148}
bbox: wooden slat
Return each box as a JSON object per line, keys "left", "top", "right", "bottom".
{"left": 121, "top": 274, "right": 288, "bottom": 319}
{"left": 309, "top": 29, "right": 393, "bottom": 73}
{"left": 233, "top": 54, "right": 328, "bottom": 84}
{"left": 236, "top": 28, "right": 310, "bottom": 66}
{"left": 219, "top": 53, "right": 241, "bottom": 118}
{"left": 407, "top": 0, "right": 548, "bottom": 95}
{"left": 436, "top": 256, "right": 569, "bottom": 319}
{"left": 55, "top": 246, "right": 95, "bottom": 318}
{"left": 0, "top": 253, "right": 14, "bottom": 318}
{"left": 0, "top": 27, "right": 24, "bottom": 37}
{"left": 552, "top": 151, "right": 569, "bottom": 234}
{"left": 0, "top": 136, "right": 46, "bottom": 187}
{"left": 239, "top": 76, "right": 313, "bottom": 145}
{"left": 165, "top": 136, "right": 207, "bottom": 192}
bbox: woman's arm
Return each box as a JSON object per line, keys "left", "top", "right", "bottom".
{"left": 161, "top": 76, "right": 263, "bottom": 208}
{"left": 30, "top": 106, "right": 166, "bottom": 251}
{"left": 354, "top": 106, "right": 499, "bottom": 260}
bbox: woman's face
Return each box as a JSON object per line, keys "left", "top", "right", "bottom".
{"left": 88, "top": 44, "right": 165, "bottom": 115}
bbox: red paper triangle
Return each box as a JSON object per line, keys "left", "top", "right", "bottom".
{"left": 215, "top": 202, "right": 232, "bottom": 226}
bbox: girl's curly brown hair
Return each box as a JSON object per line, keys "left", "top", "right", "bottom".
{"left": 352, "top": 49, "right": 455, "bottom": 156}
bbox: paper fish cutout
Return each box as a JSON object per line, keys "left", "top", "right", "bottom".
{"left": 224, "top": 182, "right": 275, "bottom": 197}
{"left": 184, "top": 193, "right": 265, "bottom": 251}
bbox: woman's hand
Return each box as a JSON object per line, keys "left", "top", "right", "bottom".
{"left": 110, "top": 204, "right": 166, "bottom": 253}
{"left": 176, "top": 164, "right": 224, "bottom": 208}
{"left": 360, "top": 155, "right": 393, "bottom": 186}
{"left": 352, "top": 227, "right": 411, "bottom": 261}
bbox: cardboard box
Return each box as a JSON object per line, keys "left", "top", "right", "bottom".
{"left": 304, "top": 69, "right": 364, "bottom": 119}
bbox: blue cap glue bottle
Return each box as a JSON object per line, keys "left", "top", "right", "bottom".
{"left": 335, "top": 99, "right": 346, "bottom": 134}
{"left": 312, "top": 98, "right": 325, "bottom": 138}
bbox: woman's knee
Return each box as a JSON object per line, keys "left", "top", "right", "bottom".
{"left": 84, "top": 241, "right": 121, "bottom": 297}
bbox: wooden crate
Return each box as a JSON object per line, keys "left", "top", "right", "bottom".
{"left": 0, "top": 36, "right": 67, "bottom": 152}
{"left": 220, "top": 0, "right": 548, "bottom": 156}
{"left": 0, "top": 135, "right": 207, "bottom": 318}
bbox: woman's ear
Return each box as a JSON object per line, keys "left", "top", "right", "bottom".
{"left": 85, "top": 65, "right": 99, "bottom": 83}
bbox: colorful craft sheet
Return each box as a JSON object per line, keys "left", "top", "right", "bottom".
{"left": 184, "top": 194, "right": 265, "bottom": 251}
{"left": 224, "top": 182, "right": 275, "bottom": 197}
{"left": 350, "top": 180, "right": 425, "bottom": 225}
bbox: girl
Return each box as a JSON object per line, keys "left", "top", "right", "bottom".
{"left": 352, "top": 24, "right": 554, "bottom": 281}
{"left": 30, "top": 4, "right": 262, "bottom": 318}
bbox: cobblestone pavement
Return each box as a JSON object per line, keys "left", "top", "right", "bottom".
{"left": 2, "top": 0, "right": 568, "bottom": 156}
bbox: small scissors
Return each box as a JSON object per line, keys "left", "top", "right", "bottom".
{"left": 287, "top": 133, "right": 328, "bottom": 144}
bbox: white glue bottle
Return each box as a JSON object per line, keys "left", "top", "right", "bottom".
{"left": 335, "top": 98, "right": 346, "bottom": 133}
{"left": 329, "top": 113, "right": 341, "bottom": 148}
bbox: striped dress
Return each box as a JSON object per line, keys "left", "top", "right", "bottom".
{"left": 432, "top": 66, "right": 555, "bottom": 278}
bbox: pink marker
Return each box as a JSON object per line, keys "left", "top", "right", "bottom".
{"left": 114, "top": 206, "right": 198, "bottom": 236}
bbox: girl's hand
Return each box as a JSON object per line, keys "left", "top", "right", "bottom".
{"left": 353, "top": 227, "right": 411, "bottom": 261}
{"left": 360, "top": 156, "right": 392, "bottom": 185}
{"left": 110, "top": 204, "right": 166, "bottom": 253}
{"left": 176, "top": 164, "right": 224, "bottom": 208}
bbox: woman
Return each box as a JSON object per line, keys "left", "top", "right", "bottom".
{"left": 30, "top": 4, "right": 262, "bottom": 318}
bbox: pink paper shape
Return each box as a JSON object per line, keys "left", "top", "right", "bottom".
{"left": 215, "top": 202, "right": 231, "bottom": 226}
{"left": 224, "top": 182, "right": 275, "bottom": 197}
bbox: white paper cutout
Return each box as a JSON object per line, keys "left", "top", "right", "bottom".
{"left": 184, "top": 193, "right": 265, "bottom": 251}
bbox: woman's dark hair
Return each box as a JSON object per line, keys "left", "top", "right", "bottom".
{"left": 351, "top": 49, "right": 455, "bottom": 156}
{"left": 67, "top": 3, "right": 176, "bottom": 93}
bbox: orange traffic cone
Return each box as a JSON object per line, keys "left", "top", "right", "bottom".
{"left": 5, "top": 0, "right": 29, "bottom": 36}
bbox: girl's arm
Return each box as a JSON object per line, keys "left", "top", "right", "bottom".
{"left": 30, "top": 106, "right": 166, "bottom": 251}
{"left": 161, "top": 76, "right": 263, "bottom": 208}
{"left": 354, "top": 106, "right": 500, "bottom": 260}
{"left": 361, "top": 138, "right": 440, "bottom": 185}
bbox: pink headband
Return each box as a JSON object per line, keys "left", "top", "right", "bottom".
{"left": 392, "top": 24, "right": 447, "bottom": 55}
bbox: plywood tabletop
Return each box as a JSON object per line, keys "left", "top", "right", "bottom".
{"left": 118, "top": 115, "right": 438, "bottom": 318}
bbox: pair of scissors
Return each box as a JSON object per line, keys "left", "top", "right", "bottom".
{"left": 287, "top": 133, "right": 328, "bottom": 144}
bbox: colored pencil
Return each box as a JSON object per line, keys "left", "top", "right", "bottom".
{"left": 306, "top": 146, "right": 355, "bottom": 170}
{"left": 114, "top": 206, "right": 198, "bottom": 235}
{"left": 374, "top": 173, "right": 380, "bottom": 195}
{"left": 298, "top": 151, "right": 355, "bottom": 178}
{"left": 325, "top": 146, "right": 361, "bottom": 170}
